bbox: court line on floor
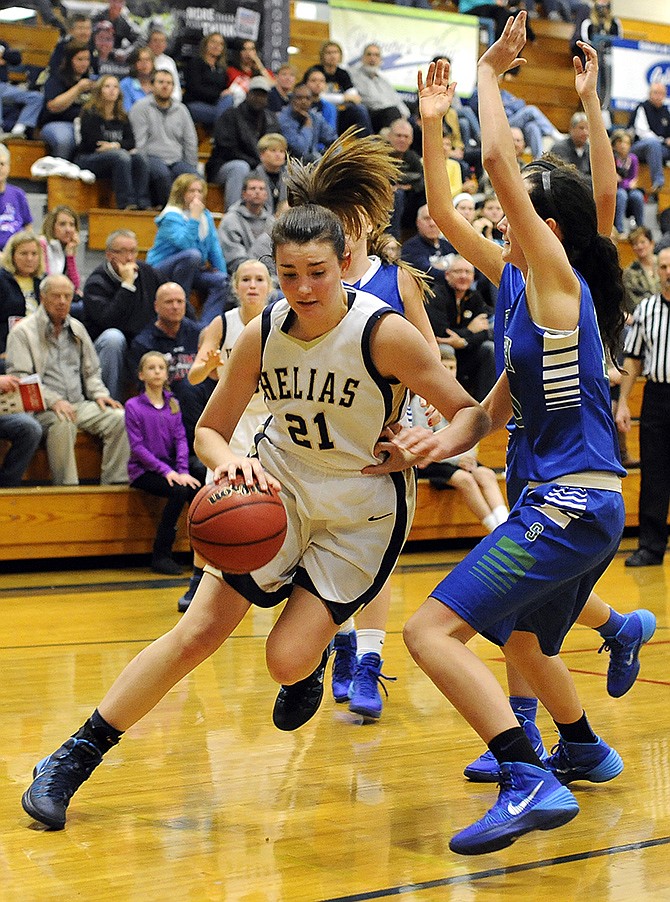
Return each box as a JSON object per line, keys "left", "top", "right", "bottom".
{"left": 320, "top": 835, "right": 670, "bottom": 901}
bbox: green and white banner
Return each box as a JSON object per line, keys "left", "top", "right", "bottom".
{"left": 329, "top": 0, "right": 480, "bottom": 97}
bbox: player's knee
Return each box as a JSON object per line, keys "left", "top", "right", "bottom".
{"left": 266, "top": 647, "right": 313, "bottom": 685}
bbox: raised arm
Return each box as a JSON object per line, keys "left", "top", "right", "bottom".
{"left": 419, "top": 60, "right": 504, "bottom": 287}
{"left": 477, "top": 12, "right": 580, "bottom": 332}
{"left": 574, "top": 41, "right": 616, "bottom": 236}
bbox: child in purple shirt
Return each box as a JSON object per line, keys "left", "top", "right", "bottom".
{"left": 125, "top": 351, "right": 201, "bottom": 575}
{"left": 611, "top": 129, "right": 645, "bottom": 238}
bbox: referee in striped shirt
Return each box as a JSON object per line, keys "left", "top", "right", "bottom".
{"left": 617, "top": 246, "right": 670, "bottom": 566}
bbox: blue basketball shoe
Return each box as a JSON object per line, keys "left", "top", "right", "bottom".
{"left": 22, "top": 737, "right": 103, "bottom": 830}
{"left": 348, "top": 653, "right": 396, "bottom": 721}
{"left": 463, "top": 716, "right": 548, "bottom": 783}
{"left": 545, "top": 736, "right": 623, "bottom": 785}
{"left": 599, "top": 609, "right": 656, "bottom": 698}
{"left": 449, "top": 761, "right": 579, "bottom": 855}
{"left": 331, "top": 631, "right": 357, "bottom": 703}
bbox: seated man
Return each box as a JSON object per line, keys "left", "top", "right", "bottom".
{"left": 128, "top": 69, "right": 199, "bottom": 208}
{"left": 0, "top": 373, "right": 43, "bottom": 486}
{"left": 551, "top": 112, "right": 591, "bottom": 179}
{"left": 206, "top": 77, "right": 280, "bottom": 211}
{"left": 92, "top": 0, "right": 142, "bottom": 62}
{"left": 387, "top": 118, "right": 424, "bottom": 239}
{"left": 6, "top": 274, "right": 129, "bottom": 486}
{"left": 0, "top": 144, "right": 32, "bottom": 250}
{"left": 0, "top": 42, "right": 43, "bottom": 140}
{"left": 401, "top": 204, "right": 455, "bottom": 282}
{"left": 128, "top": 282, "right": 200, "bottom": 406}
{"left": 314, "top": 40, "right": 372, "bottom": 136}
{"left": 278, "top": 83, "right": 337, "bottom": 163}
{"left": 43, "top": 13, "right": 93, "bottom": 82}
{"left": 469, "top": 85, "right": 562, "bottom": 159}
{"left": 251, "top": 133, "right": 289, "bottom": 215}
{"left": 350, "top": 43, "right": 411, "bottom": 133}
{"left": 218, "top": 176, "right": 274, "bottom": 273}
{"left": 631, "top": 82, "right": 670, "bottom": 194}
{"left": 82, "top": 230, "right": 164, "bottom": 401}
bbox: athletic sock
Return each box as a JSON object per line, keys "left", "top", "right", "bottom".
{"left": 73, "top": 708, "right": 124, "bottom": 754}
{"left": 356, "top": 628, "right": 385, "bottom": 658}
{"left": 488, "top": 726, "right": 544, "bottom": 767}
{"left": 336, "top": 617, "right": 356, "bottom": 636}
{"left": 509, "top": 696, "right": 538, "bottom": 723}
{"left": 595, "top": 608, "right": 626, "bottom": 639}
{"left": 482, "top": 512, "right": 498, "bottom": 532}
{"left": 492, "top": 504, "right": 509, "bottom": 526}
{"left": 554, "top": 711, "right": 598, "bottom": 744}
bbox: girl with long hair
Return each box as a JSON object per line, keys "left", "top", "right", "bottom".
{"left": 184, "top": 32, "right": 235, "bottom": 126}
{"left": 75, "top": 75, "right": 150, "bottom": 210}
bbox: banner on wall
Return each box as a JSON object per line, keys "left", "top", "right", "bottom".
{"left": 610, "top": 37, "right": 670, "bottom": 111}
{"left": 329, "top": 0, "right": 480, "bottom": 97}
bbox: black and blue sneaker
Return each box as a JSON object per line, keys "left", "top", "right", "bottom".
{"left": 546, "top": 736, "right": 623, "bottom": 785}
{"left": 273, "top": 648, "right": 329, "bottom": 731}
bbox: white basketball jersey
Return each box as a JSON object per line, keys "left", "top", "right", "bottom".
{"left": 257, "top": 288, "right": 407, "bottom": 471}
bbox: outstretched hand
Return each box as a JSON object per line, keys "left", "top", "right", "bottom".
{"left": 573, "top": 41, "right": 598, "bottom": 100}
{"left": 418, "top": 58, "right": 457, "bottom": 122}
{"left": 477, "top": 11, "right": 527, "bottom": 77}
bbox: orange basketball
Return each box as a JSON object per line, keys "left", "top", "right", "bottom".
{"left": 187, "top": 481, "right": 287, "bottom": 574}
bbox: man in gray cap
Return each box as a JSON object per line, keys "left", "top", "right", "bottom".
{"left": 205, "top": 75, "right": 280, "bottom": 210}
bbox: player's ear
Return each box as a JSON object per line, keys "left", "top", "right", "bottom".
{"left": 340, "top": 249, "right": 352, "bottom": 277}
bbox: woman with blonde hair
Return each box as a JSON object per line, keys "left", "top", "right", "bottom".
{"left": 184, "top": 32, "right": 235, "bottom": 126}
{"left": 0, "top": 231, "right": 44, "bottom": 355}
{"left": 146, "top": 173, "right": 229, "bottom": 327}
{"left": 74, "top": 74, "right": 150, "bottom": 210}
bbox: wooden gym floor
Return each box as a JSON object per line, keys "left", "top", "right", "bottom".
{"left": 1, "top": 538, "right": 669, "bottom": 901}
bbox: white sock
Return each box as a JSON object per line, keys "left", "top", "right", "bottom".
{"left": 492, "top": 505, "right": 509, "bottom": 526}
{"left": 336, "top": 617, "right": 356, "bottom": 636}
{"left": 356, "top": 628, "right": 385, "bottom": 658}
{"left": 482, "top": 512, "right": 498, "bottom": 532}
{"left": 11, "top": 123, "right": 26, "bottom": 136}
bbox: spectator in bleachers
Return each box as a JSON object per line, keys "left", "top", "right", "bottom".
{"left": 128, "top": 69, "right": 199, "bottom": 208}
{"left": 75, "top": 75, "right": 151, "bottom": 211}
{"left": 0, "top": 42, "right": 43, "bottom": 140}
{"left": 226, "top": 38, "right": 274, "bottom": 98}
{"left": 146, "top": 173, "right": 228, "bottom": 327}
{"left": 267, "top": 63, "right": 296, "bottom": 113}
{"left": 611, "top": 129, "right": 645, "bottom": 239}
{"left": 38, "top": 43, "right": 95, "bottom": 161}
{"left": 457, "top": 1, "right": 516, "bottom": 42}
{"left": 41, "top": 14, "right": 93, "bottom": 86}
{"left": 630, "top": 82, "right": 670, "bottom": 195}
{"left": 0, "top": 231, "right": 43, "bottom": 355}
{"left": 278, "top": 83, "right": 338, "bottom": 164}
{"left": 83, "top": 229, "right": 163, "bottom": 401}
{"left": 251, "top": 133, "right": 288, "bottom": 215}
{"left": 218, "top": 175, "right": 274, "bottom": 273}
{"left": 314, "top": 41, "right": 372, "bottom": 137}
{"left": 128, "top": 282, "right": 200, "bottom": 405}
{"left": 425, "top": 254, "right": 495, "bottom": 401}
{"left": 6, "top": 274, "right": 129, "bottom": 486}
{"left": 206, "top": 77, "right": 280, "bottom": 210}
{"left": 470, "top": 84, "right": 562, "bottom": 159}
{"left": 386, "top": 118, "right": 424, "bottom": 239}
{"left": 184, "top": 32, "right": 235, "bottom": 128}
{"left": 622, "top": 226, "right": 660, "bottom": 311}
{"left": 350, "top": 43, "right": 411, "bottom": 133}
{"left": 571, "top": 0, "right": 622, "bottom": 61}
{"left": 38, "top": 205, "right": 82, "bottom": 303}
{"left": 551, "top": 110, "right": 591, "bottom": 177}
{"left": 125, "top": 350, "right": 200, "bottom": 574}
{"left": 401, "top": 203, "right": 455, "bottom": 283}
{"left": 442, "top": 133, "right": 464, "bottom": 195}
{"left": 146, "top": 29, "right": 181, "bottom": 104}
{"left": 473, "top": 193, "right": 504, "bottom": 244}
{"left": 0, "top": 144, "right": 32, "bottom": 250}
{"left": 92, "top": 0, "right": 142, "bottom": 63}
{"left": 119, "top": 46, "right": 155, "bottom": 112}
{"left": 92, "top": 20, "right": 130, "bottom": 80}
{"left": 301, "top": 67, "right": 338, "bottom": 132}
{"left": 0, "top": 373, "right": 43, "bottom": 486}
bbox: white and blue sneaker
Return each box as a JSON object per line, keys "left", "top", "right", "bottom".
{"left": 599, "top": 609, "right": 656, "bottom": 698}
{"left": 464, "top": 716, "right": 548, "bottom": 783}
{"left": 545, "top": 736, "right": 623, "bottom": 785}
{"left": 450, "top": 761, "right": 579, "bottom": 855}
{"left": 348, "top": 653, "right": 396, "bottom": 721}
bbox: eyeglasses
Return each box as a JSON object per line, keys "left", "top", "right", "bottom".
{"left": 109, "top": 245, "right": 137, "bottom": 256}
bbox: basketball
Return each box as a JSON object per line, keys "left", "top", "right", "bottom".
{"left": 187, "top": 480, "right": 287, "bottom": 574}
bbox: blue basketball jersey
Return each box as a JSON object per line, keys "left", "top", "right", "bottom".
{"left": 503, "top": 267, "right": 625, "bottom": 483}
{"left": 495, "top": 264, "right": 528, "bottom": 491}
{"left": 346, "top": 256, "right": 404, "bottom": 314}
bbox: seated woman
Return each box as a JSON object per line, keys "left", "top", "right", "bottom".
{"left": 146, "top": 173, "right": 228, "bottom": 327}
{"left": 39, "top": 42, "right": 96, "bottom": 160}
{"left": 38, "top": 204, "right": 83, "bottom": 316}
{"left": 183, "top": 32, "right": 235, "bottom": 127}
{"left": 119, "top": 46, "right": 155, "bottom": 113}
{"left": 74, "top": 75, "right": 151, "bottom": 211}
{"left": 226, "top": 38, "right": 273, "bottom": 98}
{"left": 0, "top": 231, "right": 44, "bottom": 359}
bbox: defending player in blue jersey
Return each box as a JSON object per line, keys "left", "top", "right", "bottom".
{"left": 378, "top": 14, "right": 629, "bottom": 855}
